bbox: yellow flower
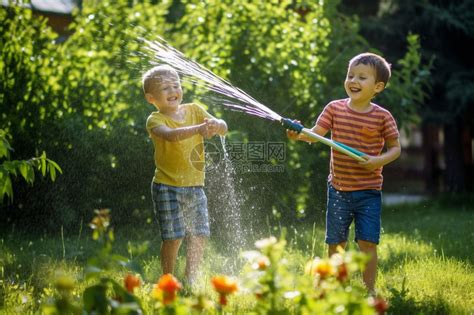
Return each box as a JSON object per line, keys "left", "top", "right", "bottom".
{"left": 305, "top": 257, "right": 335, "bottom": 279}
{"left": 89, "top": 208, "right": 110, "bottom": 230}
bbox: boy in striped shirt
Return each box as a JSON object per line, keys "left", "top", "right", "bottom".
{"left": 288, "top": 52, "right": 401, "bottom": 294}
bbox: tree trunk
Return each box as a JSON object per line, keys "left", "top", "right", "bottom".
{"left": 422, "top": 123, "right": 442, "bottom": 193}
{"left": 443, "top": 119, "right": 466, "bottom": 192}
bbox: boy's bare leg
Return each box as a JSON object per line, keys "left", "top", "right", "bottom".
{"left": 185, "top": 235, "right": 207, "bottom": 285}
{"left": 357, "top": 240, "right": 377, "bottom": 293}
{"left": 328, "top": 242, "right": 347, "bottom": 257}
{"left": 160, "top": 239, "right": 182, "bottom": 275}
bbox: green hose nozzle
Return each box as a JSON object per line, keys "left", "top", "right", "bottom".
{"left": 281, "top": 118, "right": 304, "bottom": 133}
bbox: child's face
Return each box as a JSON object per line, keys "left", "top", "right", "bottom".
{"left": 146, "top": 75, "right": 183, "bottom": 112}
{"left": 344, "top": 63, "right": 384, "bottom": 104}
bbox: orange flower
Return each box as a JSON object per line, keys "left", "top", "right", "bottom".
{"left": 211, "top": 275, "right": 238, "bottom": 295}
{"left": 305, "top": 258, "right": 335, "bottom": 279}
{"left": 256, "top": 256, "right": 270, "bottom": 270}
{"left": 124, "top": 274, "right": 141, "bottom": 293}
{"left": 158, "top": 273, "right": 182, "bottom": 292}
{"left": 153, "top": 274, "right": 181, "bottom": 305}
{"left": 211, "top": 275, "right": 238, "bottom": 306}
{"left": 250, "top": 255, "right": 271, "bottom": 271}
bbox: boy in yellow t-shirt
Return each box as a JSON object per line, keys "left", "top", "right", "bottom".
{"left": 143, "top": 65, "right": 227, "bottom": 286}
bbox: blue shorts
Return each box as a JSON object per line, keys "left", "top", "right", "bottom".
{"left": 151, "top": 183, "right": 210, "bottom": 241}
{"left": 326, "top": 184, "right": 382, "bottom": 245}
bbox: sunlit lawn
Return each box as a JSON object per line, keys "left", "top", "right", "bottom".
{"left": 1, "top": 195, "right": 473, "bottom": 314}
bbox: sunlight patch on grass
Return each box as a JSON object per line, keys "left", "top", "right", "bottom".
{"left": 379, "top": 233, "right": 434, "bottom": 264}
{"left": 383, "top": 256, "right": 473, "bottom": 314}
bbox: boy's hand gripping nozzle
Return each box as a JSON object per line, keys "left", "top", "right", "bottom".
{"left": 281, "top": 118, "right": 304, "bottom": 133}
{"left": 280, "top": 117, "right": 366, "bottom": 162}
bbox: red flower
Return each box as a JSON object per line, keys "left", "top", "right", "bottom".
{"left": 336, "top": 263, "right": 349, "bottom": 282}
{"left": 211, "top": 275, "right": 238, "bottom": 306}
{"left": 372, "top": 297, "right": 389, "bottom": 314}
{"left": 124, "top": 274, "right": 140, "bottom": 293}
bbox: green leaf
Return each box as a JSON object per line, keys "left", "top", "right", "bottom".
{"left": 27, "top": 164, "right": 35, "bottom": 184}
{"left": 83, "top": 284, "right": 108, "bottom": 313}
{"left": 18, "top": 162, "right": 29, "bottom": 180}
{"left": 84, "top": 265, "right": 103, "bottom": 281}
{"left": 92, "top": 229, "right": 99, "bottom": 241}
{"left": 41, "top": 304, "right": 58, "bottom": 315}
{"left": 0, "top": 138, "right": 11, "bottom": 159}
{"left": 0, "top": 171, "right": 13, "bottom": 201}
{"left": 49, "top": 164, "right": 56, "bottom": 181}
{"left": 40, "top": 152, "right": 47, "bottom": 177}
{"left": 47, "top": 159, "right": 63, "bottom": 174}
{"left": 111, "top": 303, "right": 143, "bottom": 315}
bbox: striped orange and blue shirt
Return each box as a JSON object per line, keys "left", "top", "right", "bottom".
{"left": 316, "top": 98, "right": 399, "bottom": 191}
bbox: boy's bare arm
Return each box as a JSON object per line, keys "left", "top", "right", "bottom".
{"left": 359, "top": 137, "right": 401, "bottom": 170}
{"left": 151, "top": 123, "right": 206, "bottom": 142}
{"left": 151, "top": 118, "right": 227, "bottom": 141}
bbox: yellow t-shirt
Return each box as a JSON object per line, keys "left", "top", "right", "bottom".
{"left": 146, "top": 103, "right": 214, "bottom": 187}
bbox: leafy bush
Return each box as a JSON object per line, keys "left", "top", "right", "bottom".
{"left": 0, "top": 1, "right": 171, "bottom": 229}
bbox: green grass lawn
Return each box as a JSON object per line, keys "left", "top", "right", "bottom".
{"left": 378, "top": 197, "right": 474, "bottom": 314}
{"left": 0, "top": 195, "right": 473, "bottom": 314}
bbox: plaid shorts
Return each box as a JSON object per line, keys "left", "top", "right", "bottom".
{"left": 151, "top": 182, "right": 210, "bottom": 240}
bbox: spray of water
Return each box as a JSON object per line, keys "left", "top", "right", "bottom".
{"left": 142, "top": 37, "right": 282, "bottom": 122}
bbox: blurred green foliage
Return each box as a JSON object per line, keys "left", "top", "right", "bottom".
{"left": 0, "top": 130, "right": 62, "bottom": 202}
{"left": 0, "top": 0, "right": 429, "bottom": 233}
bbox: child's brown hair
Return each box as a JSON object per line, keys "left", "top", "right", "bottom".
{"left": 349, "top": 53, "right": 391, "bottom": 86}
{"left": 142, "top": 65, "right": 179, "bottom": 94}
